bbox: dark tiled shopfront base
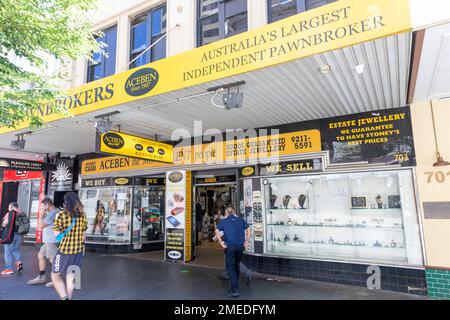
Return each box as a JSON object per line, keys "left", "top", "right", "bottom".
{"left": 242, "top": 254, "right": 428, "bottom": 296}
{"left": 85, "top": 242, "right": 164, "bottom": 254}
{"left": 141, "top": 242, "right": 164, "bottom": 252}
{"left": 86, "top": 243, "right": 134, "bottom": 254}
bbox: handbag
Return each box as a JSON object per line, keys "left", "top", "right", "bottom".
{"left": 0, "top": 211, "right": 16, "bottom": 244}
{"left": 56, "top": 217, "right": 76, "bottom": 242}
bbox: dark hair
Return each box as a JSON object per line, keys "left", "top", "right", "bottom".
{"left": 63, "top": 192, "right": 84, "bottom": 217}
{"left": 41, "top": 198, "right": 54, "bottom": 206}
{"left": 225, "top": 205, "right": 235, "bottom": 214}
{"left": 9, "top": 202, "right": 18, "bottom": 210}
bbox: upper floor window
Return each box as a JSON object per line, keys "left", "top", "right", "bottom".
{"left": 198, "top": 0, "right": 248, "bottom": 47}
{"left": 268, "top": 0, "right": 337, "bottom": 23}
{"left": 130, "top": 5, "right": 167, "bottom": 69}
{"left": 87, "top": 25, "right": 117, "bottom": 83}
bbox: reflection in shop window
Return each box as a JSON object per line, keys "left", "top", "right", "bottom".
{"left": 199, "top": 13, "right": 220, "bottom": 46}
{"left": 268, "top": 0, "right": 337, "bottom": 23}
{"left": 29, "top": 180, "right": 41, "bottom": 238}
{"left": 87, "top": 25, "right": 117, "bottom": 82}
{"left": 80, "top": 187, "right": 132, "bottom": 244}
{"left": 225, "top": 12, "right": 248, "bottom": 38}
{"left": 132, "top": 186, "right": 165, "bottom": 244}
{"left": 130, "top": 5, "right": 167, "bottom": 69}
{"left": 268, "top": 0, "right": 297, "bottom": 23}
{"left": 198, "top": 0, "right": 248, "bottom": 47}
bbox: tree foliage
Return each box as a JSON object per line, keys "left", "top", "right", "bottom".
{"left": 0, "top": 0, "right": 101, "bottom": 129}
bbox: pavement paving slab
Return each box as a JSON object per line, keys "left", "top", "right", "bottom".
{"left": 0, "top": 245, "right": 426, "bottom": 300}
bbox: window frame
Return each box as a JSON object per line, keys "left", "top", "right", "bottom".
{"left": 87, "top": 24, "right": 117, "bottom": 83}
{"left": 197, "top": 0, "right": 248, "bottom": 47}
{"left": 129, "top": 4, "right": 167, "bottom": 69}
{"left": 267, "top": 0, "right": 337, "bottom": 24}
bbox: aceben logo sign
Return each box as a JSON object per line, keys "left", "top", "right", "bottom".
{"left": 125, "top": 67, "right": 159, "bottom": 96}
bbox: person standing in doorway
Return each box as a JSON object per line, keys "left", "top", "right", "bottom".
{"left": 195, "top": 198, "right": 203, "bottom": 245}
{"left": 1, "top": 202, "right": 23, "bottom": 275}
{"left": 27, "top": 198, "right": 59, "bottom": 286}
{"left": 215, "top": 205, "right": 250, "bottom": 297}
{"left": 51, "top": 192, "right": 88, "bottom": 300}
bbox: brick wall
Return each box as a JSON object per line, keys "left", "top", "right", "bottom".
{"left": 426, "top": 269, "right": 450, "bottom": 300}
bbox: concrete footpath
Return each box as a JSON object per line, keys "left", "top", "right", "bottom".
{"left": 0, "top": 245, "right": 426, "bottom": 300}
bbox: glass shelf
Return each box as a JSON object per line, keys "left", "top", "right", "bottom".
{"left": 267, "top": 240, "right": 406, "bottom": 250}
{"left": 267, "top": 209, "right": 403, "bottom": 220}
{"left": 267, "top": 208, "right": 310, "bottom": 211}
{"left": 267, "top": 224, "right": 404, "bottom": 231}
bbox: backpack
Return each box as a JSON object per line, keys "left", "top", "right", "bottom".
{"left": 15, "top": 212, "right": 30, "bottom": 235}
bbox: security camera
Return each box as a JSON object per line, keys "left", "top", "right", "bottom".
{"left": 94, "top": 118, "right": 112, "bottom": 135}
{"left": 222, "top": 92, "right": 243, "bottom": 110}
{"left": 11, "top": 139, "right": 26, "bottom": 151}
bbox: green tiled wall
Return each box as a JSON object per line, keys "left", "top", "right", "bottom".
{"left": 426, "top": 269, "right": 450, "bottom": 300}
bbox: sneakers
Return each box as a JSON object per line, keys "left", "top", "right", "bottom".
{"left": 45, "top": 282, "right": 54, "bottom": 288}
{"left": 1, "top": 269, "right": 14, "bottom": 276}
{"left": 227, "top": 290, "right": 240, "bottom": 298}
{"left": 15, "top": 262, "right": 23, "bottom": 272}
{"left": 27, "top": 275, "right": 47, "bottom": 285}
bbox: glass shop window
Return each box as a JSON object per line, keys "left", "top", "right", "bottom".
{"left": 79, "top": 186, "right": 132, "bottom": 244}
{"left": 262, "top": 170, "right": 424, "bottom": 267}
{"left": 268, "top": 0, "right": 337, "bottom": 23}
{"left": 87, "top": 25, "right": 117, "bottom": 82}
{"left": 198, "top": 0, "right": 248, "bottom": 47}
{"left": 130, "top": 5, "right": 167, "bottom": 69}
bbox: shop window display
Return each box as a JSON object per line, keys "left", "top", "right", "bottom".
{"left": 262, "top": 170, "right": 423, "bottom": 266}
{"left": 132, "top": 186, "right": 165, "bottom": 243}
{"left": 79, "top": 187, "right": 132, "bottom": 244}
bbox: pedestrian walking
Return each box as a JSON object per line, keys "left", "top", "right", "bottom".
{"left": 1, "top": 202, "right": 24, "bottom": 276}
{"left": 215, "top": 205, "right": 251, "bottom": 297}
{"left": 51, "top": 192, "right": 88, "bottom": 300}
{"left": 215, "top": 207, "right": 253, "bottom": 286}
{"left": 27, "top": 198, "right": 59, "bottom": 286}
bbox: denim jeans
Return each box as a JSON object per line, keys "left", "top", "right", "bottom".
{"left": 4, "top": 233, "right": 22, "bottom": 270}
{"left": 225, "top": 245, "right": 244, "bottom": 292}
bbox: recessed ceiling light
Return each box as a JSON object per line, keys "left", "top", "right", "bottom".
{"left": 355, "top": 64, "right": 365, "bottom": 74}
{"left": 319, "top": 64, "right": 331, "bottom": 74}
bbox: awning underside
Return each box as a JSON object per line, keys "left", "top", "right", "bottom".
{"left": 0, "top": 32, "right": 412, "bottom": 156}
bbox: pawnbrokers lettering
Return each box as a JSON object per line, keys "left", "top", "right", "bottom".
{"left": 33, "top": 83, "right": 114, "bottom": 117}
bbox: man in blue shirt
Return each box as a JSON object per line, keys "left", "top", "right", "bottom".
{"left": 215, "top": 205, "right": 250, "bottom": 297}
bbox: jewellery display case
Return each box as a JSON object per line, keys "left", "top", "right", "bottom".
{"left": 262, "top": 170, "right": 424, "bottom": 266}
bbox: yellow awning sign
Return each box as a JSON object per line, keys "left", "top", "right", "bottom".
{"left": 83, "top": 129, "right": 321, "bottom": 175}
{"left": 96, "top": 131, "right": 173, "bottom": 164}
{"left": 0, "top": 0, "right": 412, "bottom": 135}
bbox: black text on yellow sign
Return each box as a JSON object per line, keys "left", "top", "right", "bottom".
{"left": 97, "top": 131, "right": 173, "bottom": 164}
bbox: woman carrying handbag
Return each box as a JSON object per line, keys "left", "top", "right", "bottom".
{"left": 1, "top": 202, "right": 24, "bottom": 276}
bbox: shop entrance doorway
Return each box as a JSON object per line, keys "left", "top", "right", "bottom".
{"left": 192, "top": 171, "right": 238, "bottom": 268}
